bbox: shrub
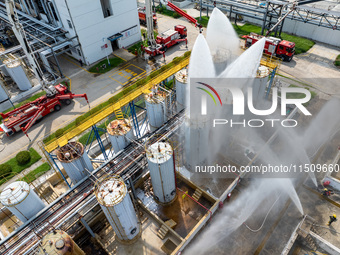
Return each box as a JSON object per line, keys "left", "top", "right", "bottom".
{"left": 0, "top": 164, "right": 12, "bottom": 177}
{"left": 55, "top": 129, "right": 64, "bottom": 138}
{"left": 75, "top": 116, "right": 85, "bottom": 126}
{"left": 173, "top": 12, "right": 181, "bottom": 19}
{"left": 16, "top": 151, "right": 31, "bottom": 166}
{"left": 184, "top": 51, "right": 191, "bottom": 57}
{"left": 335, "top": 54, "right": 340, "bottom": 66}
{"left": 173, "top": 57, "right": 181, "bottom": 64}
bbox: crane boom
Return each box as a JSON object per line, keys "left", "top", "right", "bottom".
{"left": 166, "top": 2, "right": 201, "bottom": 29}
{"left": 145, "top": 0, "right": 157, "bottom": 49}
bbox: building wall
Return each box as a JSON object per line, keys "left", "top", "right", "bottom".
{"left": 53, "top": 0, "right": 141, "bottom": 65}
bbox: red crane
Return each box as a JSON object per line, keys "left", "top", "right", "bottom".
{"left": 0, "top": 84, "right": 88, "bottom": 139}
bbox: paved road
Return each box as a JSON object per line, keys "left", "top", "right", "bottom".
{"left": 279, "top": 43, "right": 340, "bottom": 98}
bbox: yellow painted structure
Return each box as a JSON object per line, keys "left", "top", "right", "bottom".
{"left": 44, "top": 57, "right": 190, "bottom": 153}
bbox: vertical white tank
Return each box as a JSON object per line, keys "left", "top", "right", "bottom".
{"left": 0, "top": 80, "right": 8, "bottom": 102}
{"left": 252, "top": 65, "right": 270, "bottom": 105}
{"left": 184, "top": 117, "right": 209, "bottom": 171}
{"left": 107, "top": 119, "right": 135, "bottom": 153}
{"left": 0, "top": 181, "right": 45, "bottom": 223}
{"left": 175, "top": 68, "right": 188, "bottom": 111}
{"left": 146, "top": 141, "right": 176, "bottom": 204}
{"left": 94, "top": 175, "right": 140, "bottom": 242}
{"left": 37, "top": 230, "right": 85, "bottom": 255}
{"left": 4, "top": 58, "right": 32, "bottom": 91}
{"left": 145, "top": 89, "right": 167, "bottom": 131}
{"left": 212, "top": 49, "right": 231, "bottom": 75}
{"left": 56, "top": 142, "right": 94, "bottom": 185}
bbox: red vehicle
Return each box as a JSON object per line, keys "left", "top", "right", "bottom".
{"left": 0, "top": 84, "right": 88, "bottom": 136}
{"left": 143, "top": 25, "right": 187, "bottom": 57}
{"left": 138, "top": 7, "right": 157, "bottom": 26}
{"left": 242, "top": 33, "right": 295, "bottom": 61}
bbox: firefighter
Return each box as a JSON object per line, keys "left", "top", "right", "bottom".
{"left": 323, "top": 188, "right": 331, "bottom": 196}
{"left": 328, "top": 214, "right": 337, "bottom": 226}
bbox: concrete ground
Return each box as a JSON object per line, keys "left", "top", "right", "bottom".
{"left": 279, "top": 43, "right": 340, "bottom": 98}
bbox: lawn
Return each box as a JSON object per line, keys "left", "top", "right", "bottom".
{"left": 20, "top": 162, "right": 51, "bottom": 184}
{"left": 196, "top": 17, "right": 315, "bottom": 54}
{"left": 0, "top": 148, "right": 42, "bottom": 185}
{"left": 335, "top": 54, "right": 340, "bottom": 67}
{"left": 88, "top": 57, "right": 124, "bottom": 74}
{"left": 156, "top": 5, "right": 183, "bottom": 19}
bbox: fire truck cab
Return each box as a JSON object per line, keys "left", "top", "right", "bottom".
{"left": 243, "top": 33, "right": 295, "bottom": 62}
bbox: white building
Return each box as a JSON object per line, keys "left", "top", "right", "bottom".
{"left": 13, "top": 0, "right": 141, "bottom": 65}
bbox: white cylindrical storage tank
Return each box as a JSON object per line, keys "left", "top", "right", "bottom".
{"left": 212, "top": 49, "right": 231, "bottom": 76}
{"left": 107, "top": 119, "right": 135, "bottom": 153}
{"left": 184, "top": 116, "right": 209, "bottom": 171}
{"left": 56, "top": 142, "right": 94, "bottom": 185}
{"left": 0, "top": 80, "right": 8, "bottom": 102}
{"left": 94, "top": 175, "right": 140, "bottom": 242}
{"left": 37, "top": 230, "right": 85, "bottom": 255}
{"left": 253, "top": 65, "right": 270, "bottom": 105}
{"left": 145, "top": 89, "right": 166, "bottom": 131}
{"left": 4, "top": 58, "right": 32, "bottom": 91}
{"left": 146, "top": 141, "right": 176, "bottom": 204}
{"left": 0, "top": 181, "right": 45, "bottom": 223}
{"left": 175, "top": 68, "right": 187, "bottom": 111}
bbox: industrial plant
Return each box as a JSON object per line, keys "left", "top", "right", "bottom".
{"left": 0, "top": 0, "right": 339, "bottom": 255}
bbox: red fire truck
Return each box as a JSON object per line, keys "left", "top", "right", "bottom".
{"left": 143, "top": 25, "right": 188, "bottom": 56}
{"left": 138, "top": 7, "right": 157, "bottom": 26}
{"left": 0, "top": 84, "right": 88, "bottom": 136}
{"left": 242, "top": 33, "right": 295, "bottom": 61}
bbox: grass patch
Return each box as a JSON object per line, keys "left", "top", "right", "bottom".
{"left": 196, "top": 16, "right": 210, "bottom": 27}
{"left": 233, "top": 23, "right": 314, "bottom": 55}
{"left": 20, "top": 163, "right": 51, "bottom": 184}
{"left": 156, "top": 5, "right": 184, "bottom": 19}
{"left": 0, "top": 148, "right": 42, "bottom": 185}
{"left": 335, "top": 54, "right": 340, "bottom": 67}
{"left": 88, "top": 57, "right": 124, "bottom": 74}
{"left": 0, "top": 91, "right": 46, "bottom": 123}
{"left": 43, "top": 51, "right": 191, "bottom": 145}
{"left": 196, "top": 17, "right": 315, "bottom": 54}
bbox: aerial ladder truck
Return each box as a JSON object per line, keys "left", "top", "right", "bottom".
{"left": 143, "top": 0, "right": 203, "bottom": 57}
{"left": 0, "top": 1, "right": 88, "bottom": 139}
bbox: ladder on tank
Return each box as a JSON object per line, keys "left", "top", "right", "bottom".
{"left": 114, "top": 108, "right": 124, "bottom": 120}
